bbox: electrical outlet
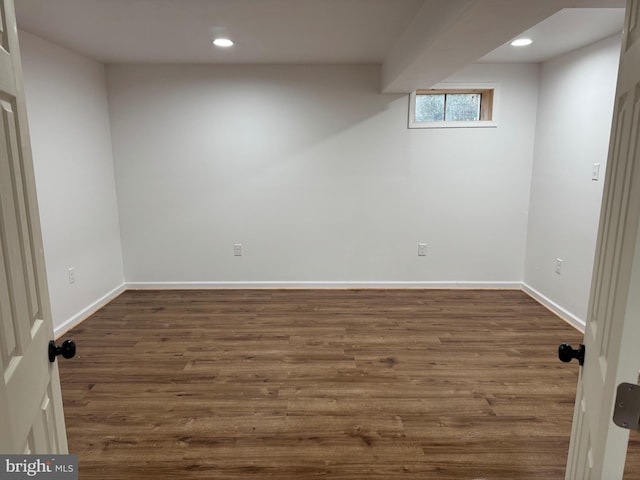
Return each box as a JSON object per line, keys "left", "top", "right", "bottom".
{"left": 555, "top": 258, "right": 563, "bottom": 275}
{"left": 234, "top": 244, "right": 242, "bottom": 256}
{"left": 68, "top": 267, "right": 76, "bottom": 284}
{"left": 418, "top": 243, "right": 427, "bottom": 256}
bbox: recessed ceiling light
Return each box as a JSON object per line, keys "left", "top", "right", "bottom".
{"left": 510, "top": 38, "right": 533, "bottom": 47}
{"left": 213, "top": 38, "right": 234, "bottom": 48}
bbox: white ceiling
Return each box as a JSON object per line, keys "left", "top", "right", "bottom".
{"left": 14, "top": 0, "right": 425, "bottom": 64}
{"left": 14, "top": 0, "right": 627, "bottom": 93}
{"left": 479, "top": 8, "right": 625, "bottom": 63}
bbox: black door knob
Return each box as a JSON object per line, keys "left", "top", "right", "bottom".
{"left": 558, "top": 343, "right": 585, "bottom": 366}
{"left": 48, "top": 339, "right": 76, "bottom": 363}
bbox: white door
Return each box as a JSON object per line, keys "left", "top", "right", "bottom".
{"left": 0, "top": 0, "right": 68, "bottom": 454}
{"left": 565, "top": 0, "right": 640, "bottom": 477}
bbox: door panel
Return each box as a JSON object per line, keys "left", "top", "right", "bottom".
{"left": 566, "top": 1, "right": 640, "bottom": 477}
{"left": 0, "top": 0, "right": 67, "bottom": 454}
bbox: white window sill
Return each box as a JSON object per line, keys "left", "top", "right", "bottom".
{"left": 408, "top": 120, "right": 498, "bottom": 129}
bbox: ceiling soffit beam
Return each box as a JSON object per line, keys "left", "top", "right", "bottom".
{"left": 381, "top": 0, "right": 623, "bottom": 94}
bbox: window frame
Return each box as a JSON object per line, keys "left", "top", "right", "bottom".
{"left": 408, "top": 83, "right": 499, "bottom": 129}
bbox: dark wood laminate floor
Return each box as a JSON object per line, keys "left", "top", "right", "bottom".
{"left": 57, "top": 289, "right": 639, "bottom": 479}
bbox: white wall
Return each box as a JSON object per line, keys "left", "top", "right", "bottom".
{"left": 107, "top": 63, "right": 539, "bottom": 286}
{"left": 524, "top": 34, "right": 621, "bottom": 327}
{"left": 14, "top": 26, "right": 621, "bottom": 331}
{"left": 19, "top": 31, "right": 125, "bottom": 334}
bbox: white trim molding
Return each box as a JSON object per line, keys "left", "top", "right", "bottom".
{"left": 125, "top": 281, "right": 522, "bottom": 290}
{"left": 54, "top": 281, "right": 586, "bottom": 337}
{"left": 54, "top": 282, "right": 126, "bottom": 339}
{"left": 521, "top": 283, "right": 585, "bottom": 333}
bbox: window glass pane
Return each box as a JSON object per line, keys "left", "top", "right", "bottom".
{"left": 445, "top": 93, "right": 480, "bottom": 121}
{"left": 415, "top": 94, "right": 444, "bottom": 122}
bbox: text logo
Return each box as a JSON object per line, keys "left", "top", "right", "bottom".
{"left": 0, "top": 456, "right": 77, "bottom": 480}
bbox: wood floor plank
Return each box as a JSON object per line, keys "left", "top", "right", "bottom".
{"left": 57, "top": 289, "right": 640, "bottom": 479}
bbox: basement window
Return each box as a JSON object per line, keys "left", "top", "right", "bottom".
{"left": 409, "top": 84, "right": 498, "bottom": 129}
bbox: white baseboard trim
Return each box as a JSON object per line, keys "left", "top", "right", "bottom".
{"left": 521, "top": 283, "right": 585, "bottom": 333}
{"left": 126, "top": 281, "right": 522, "bottom": 290}
{"left": 52, "top": 281, "right": 584, "bottom": 337}
{"left": 54, "top": 283, "right": 126, "bottom": 339}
